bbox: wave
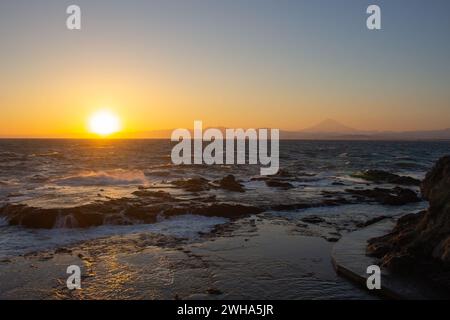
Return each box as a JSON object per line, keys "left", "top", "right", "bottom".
{"left": 29, "top": 151, "right": 65, "bottom": 159}
{"left": 54, "top": 170, "right": 147, "bottom": 186}
{"left": 0, "top": 214, "right": 227, "bottom": 259}
{"left": 0, "top": 151, "right": 25, "bottom": 160}
{"left": 0, "top": 197, "right": 262, "bottom": 229}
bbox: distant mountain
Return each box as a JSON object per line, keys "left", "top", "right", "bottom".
{"left": 301, "top": 119, "right": 357, "bottom": 133}
{"left": 123, "top": 120, "right": 450, "bottom": 141}
{"left": 280, "top": 119, "right": 450, "bottom": 140}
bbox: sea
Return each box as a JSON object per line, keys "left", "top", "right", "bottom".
{"left": 0, "top": 139, "right": 448, "bottom": 257}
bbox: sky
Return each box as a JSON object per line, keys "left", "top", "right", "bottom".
{"left": 0, "top": 0, "right": 449, "bottom": 137}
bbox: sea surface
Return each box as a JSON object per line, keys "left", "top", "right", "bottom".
{"left": 0, "top": 139, "right": 449, "bottom": 299}
{"left": 0, "top": 139, "right": 448, "bottom": 255}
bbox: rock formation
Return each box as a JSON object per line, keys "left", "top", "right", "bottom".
{"left": 367, "top": 156, "right": 450, "bottom": 288}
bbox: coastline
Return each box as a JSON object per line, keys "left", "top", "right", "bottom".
{"left": 0, "top": 215, "right": 374, "bottom": 300}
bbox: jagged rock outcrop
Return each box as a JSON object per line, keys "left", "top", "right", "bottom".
{"left": 367, "top": 156, "right": 450, "bottom": 287}
{"left": 216, "top": 175, "right": 245, "bottom": 192}
{"left": 346, "top": 187, "right": 420, "bottom": 206}
{"left": 353, "top": 169, "right": 421, "bottom": 186}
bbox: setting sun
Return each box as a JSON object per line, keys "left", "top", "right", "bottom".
{"left": 88, "top": 110, "right": 121, "bottom": 136}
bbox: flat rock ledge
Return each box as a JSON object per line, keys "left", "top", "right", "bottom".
{"left": 332, "top": 219, "right": 450, "bottom": 300}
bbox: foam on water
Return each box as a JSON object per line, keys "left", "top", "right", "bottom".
{"left": 0, "top": 215, "right": 228, "bottom": 259}
{"left": 54, "top": 169, "right": 147, "bottom": 186}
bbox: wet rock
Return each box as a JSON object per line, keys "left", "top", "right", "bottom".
{"left": 132, "top": 189, "right": 174, "bottom": 200}
{"left": 269, "top": 197, "right": 351, "bottom": 212}
{"left": 346, "top": 187, "right": 420, "bottom": 205}
{"left": 321, "top": 198, "right": 352, "bottom": 206}
{"left": 352, "top": 169, "right": 421, "bottom": 186}
{"left": 206, "top": 288, "right": 223, "bottom": 295}
{"left": 367, "top": 156, "right": 450, "bottom": 286}
{"left": 171, "top": 177, "right": 210, "bottom": 192}
{"left": 296, "top": 223, "right": 309, "bottom": 228}
{"left": 265, "top": 180, "right": 294, "bottom": 189}
{"left": 273, "top": 169, "right": 292, "bottom": 177}
{"left": 301, "top": 216, "right": 325, "bottom": 224}
{"left": 357, "top": 215, "right": 388, "bottom": 228}
{"left": 54, "top": 248, "right": 73, "bottom": 254}
{"left": 0, "top": 199, "right": 134, "bottom": 229}
{"left": 270, "top": 203, "right": 312, "bottom": 211}
{"left": 1, "top": 204, "right": 59, "bottom": 229}
{"left": 216, "top": 175, "right": 245, "bottom": 192}
{"left": 72, "top": 211, "right": 104, "bottom": 228}
{"left": 165, "top": 203, "right": 263, "bottom": 219}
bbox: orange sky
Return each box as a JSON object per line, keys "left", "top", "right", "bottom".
{"left": 1, "top": 1, "right": 449, "bottom": 138}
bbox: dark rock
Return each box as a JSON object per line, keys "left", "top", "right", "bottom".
{"left": 54, "top": 248, "right": 73, "bottom": 254}
{"left": 321, "top": 198, "right": 352, "bottom": 206}
{"left": 352, "top": 169, "right": 421, "bottom": 186}
{"left": 274, "top": 169, "right": 293, "bottom": 177}
{"left": 269, "top": 203, "right": 312, "bottom": 211}
{"left": 301, "top": 216, "right": 325, "bottom": 224}
{"left": 123, "top": 205, "right": 159, "bottom": 223}
{"left": 0, "top": 204, "right": 59, "bottom": 229}
{"left": 265, "top": 180, "right": 294, "bottom": 189}
{"left": 132, "top": 190, "right": 173, "bottom": 199}
{"left": 346, "top": 187, "right": 420, "bottom": 205}
{"left": 357, "top": 215, "right": 388, "bottom": 228}
{"left": 206, "top": 288, "right": 223, "bottom": 295}
{"left": 296, "top": 223, "right": 309, "bottom": 228}
{"left": 164, "top": 203, "right": 263, "bottom": 219}
{"left": 217, "top": 175, "right": 245, "bottom": 192}
{"left": 72, "top": 211, "right": 104, "bottom": 228}
{"left": 367, "top": 156, "right": 450, "bottom": 286}
{"left": 171, "top": 177, "right": 210, "bottom": 192}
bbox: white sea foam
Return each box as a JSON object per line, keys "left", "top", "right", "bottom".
{"left": 54, "top": 169, "right": 147, "bottom": 186}
{"left": 0, "top": 214, "right": 227, "bottom": 259}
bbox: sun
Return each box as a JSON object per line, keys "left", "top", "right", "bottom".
{"left": 88, "top": 110, "right": 121, "bottom": 136}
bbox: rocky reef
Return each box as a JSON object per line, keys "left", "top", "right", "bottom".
{"left": 352, "top": 169, "right": 421, "bottom": 186}
{"left": 0, "top": 195, "right": 262, "bottom": 229}
{"left": 346, "top": 187, "right": 420, "bottom": 206}
{"left": 367, "top": 156, "right": 450, "bottom": 289}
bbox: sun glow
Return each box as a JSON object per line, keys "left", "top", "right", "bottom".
{"left": 88, "top": 110, "right": 121, "bottom": 136}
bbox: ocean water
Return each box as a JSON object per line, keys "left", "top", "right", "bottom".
{"left": 0, "top": 139, "right": 449, "bottom": 258}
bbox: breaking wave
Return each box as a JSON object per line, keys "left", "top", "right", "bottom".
{"left": 0, "top": 214, "right": 228, "bottom": 258}
{"left": 54, "top": 170, "right": 147, "bottom": 186}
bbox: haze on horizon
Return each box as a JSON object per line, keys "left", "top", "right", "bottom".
{"left": 1, "top": 0, "right": 449, "bottom": 138}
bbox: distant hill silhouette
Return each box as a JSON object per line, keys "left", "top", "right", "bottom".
{"left": 123, "top": 119, "right": 450, "bottom": 141}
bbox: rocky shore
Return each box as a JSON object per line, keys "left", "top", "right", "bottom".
{"left": 367, "top": 156, "right": 450, "bottom": 291}
{"left": 0, "top": 169, "right": 423, "bottom": 231}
